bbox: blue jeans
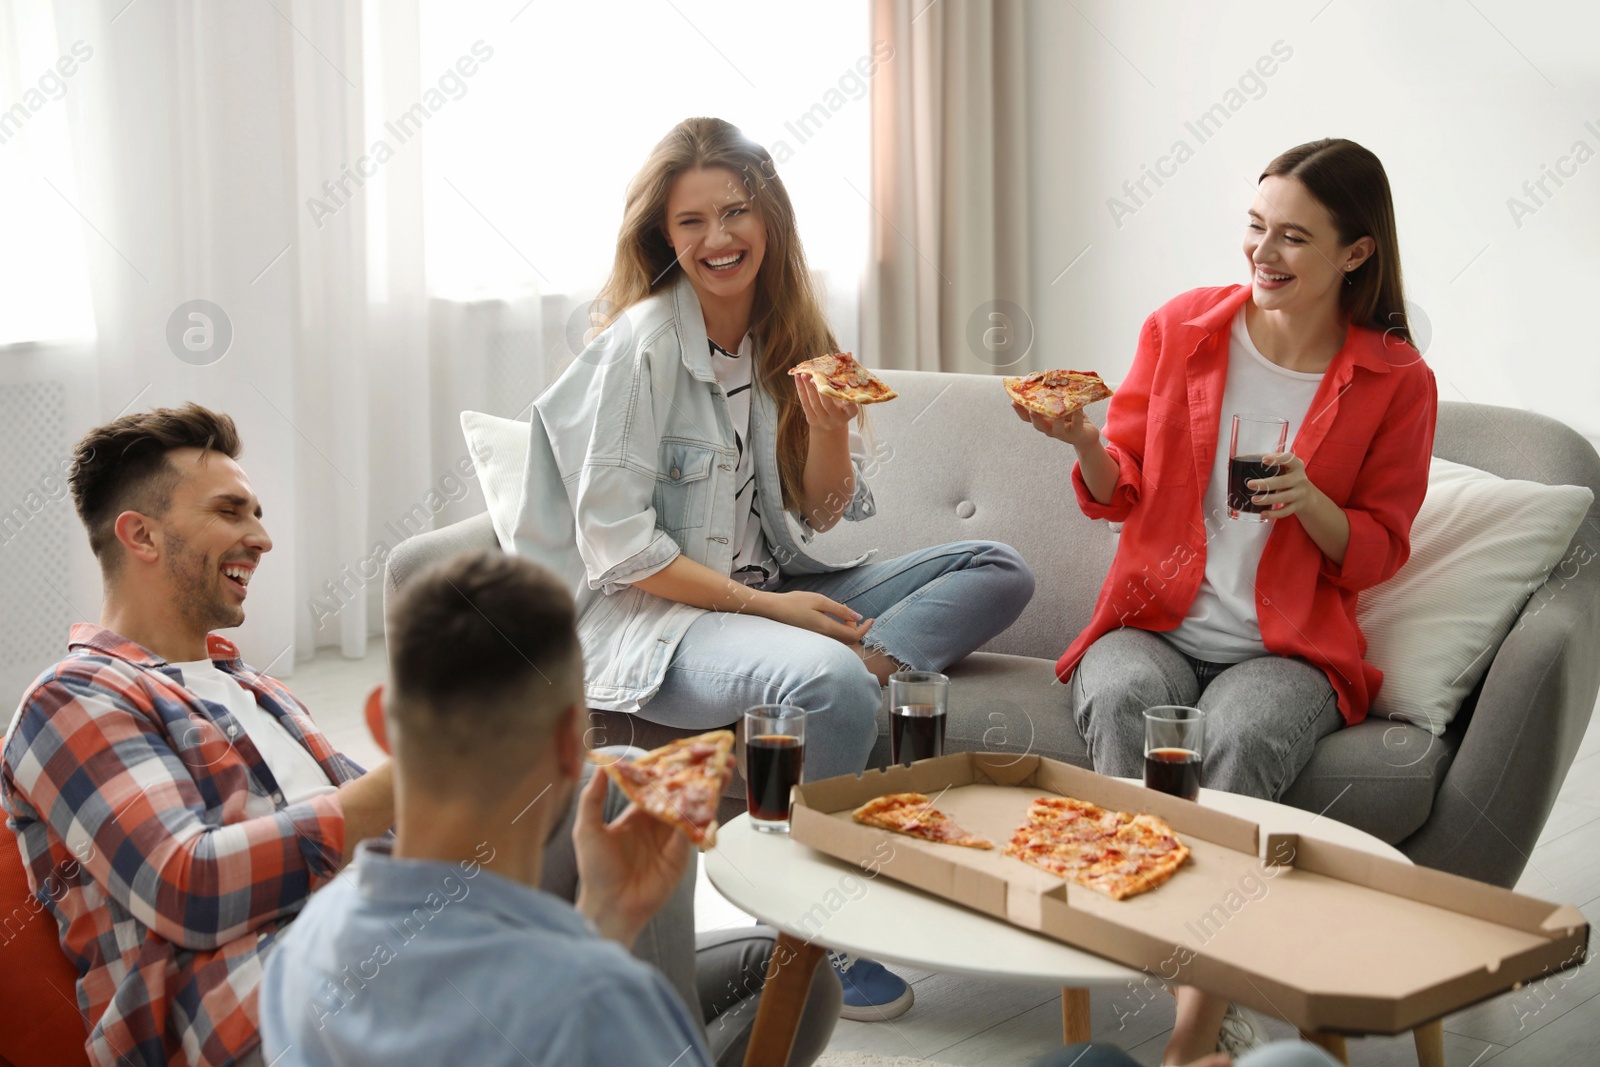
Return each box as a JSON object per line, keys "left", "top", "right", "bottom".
{"left": 636, "top": 540, "right": 1035, "bottom": 781}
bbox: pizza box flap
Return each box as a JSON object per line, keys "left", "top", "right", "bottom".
{"left": 788, "top": 753, "right": 1590, "bottom": 1035}
{"left": 1265, "top": 833, "right": 1589, "bottom": 936}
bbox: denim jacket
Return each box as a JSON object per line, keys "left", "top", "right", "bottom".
{"left": 513, "top": 274, "right": 876, "bottom": 712}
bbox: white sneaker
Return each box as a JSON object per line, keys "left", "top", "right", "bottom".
{"left": 1217, "top": 1001, "right": 1271, "bottom": 1056}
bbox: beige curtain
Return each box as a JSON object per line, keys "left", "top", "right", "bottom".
{"left": 866, "top": 0, "right": 1032, "bottom": 374}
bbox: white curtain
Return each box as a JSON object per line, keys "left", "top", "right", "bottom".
{"left": 9, "top": 0, "right": 872, "bottom": 684}
{"left": 866, "top": 0, "right": 1032, "bottom": 374}
{"left": 44, "top": 0, "right": 452, "bottom": 673}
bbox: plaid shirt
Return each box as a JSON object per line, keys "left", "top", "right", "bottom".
{"left": 1, "top": 624, "right": 365, "bottom": 1067}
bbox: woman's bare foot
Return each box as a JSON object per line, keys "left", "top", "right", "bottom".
{"left": 1164, "top": 986, "right": 1229, "bottom": 1064}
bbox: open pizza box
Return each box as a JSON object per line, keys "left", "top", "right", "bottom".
{"left": 789, "top": 753, "right": 1590, "bottom": 1035}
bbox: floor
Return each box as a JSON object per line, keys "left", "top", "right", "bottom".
{"left": 289, "top": 649, "right": 1600, "bottom": 1067}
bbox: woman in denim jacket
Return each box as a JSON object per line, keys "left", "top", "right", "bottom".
{"left": 514, "top": 117, "right": 1034, "bottom": 1019}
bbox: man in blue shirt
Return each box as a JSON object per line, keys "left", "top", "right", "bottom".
{"left": 259, "top": 550, "right": 838, "bottom": 1065}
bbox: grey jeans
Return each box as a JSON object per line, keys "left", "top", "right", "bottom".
{"left": 1070, "top": 628, "right": 1344, "bottom": 801}
{"left": 541, "top": 754, "right": 840, "bottom": 1067}
{"left": 637, "top": 540, "right": 1035, "bottom": 781}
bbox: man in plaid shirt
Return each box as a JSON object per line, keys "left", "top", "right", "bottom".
{"left": 2, "top": 405, "right": 395, "bottom": 1067}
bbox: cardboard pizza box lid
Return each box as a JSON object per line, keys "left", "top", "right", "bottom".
{"left": 790, "top": 753, "right": 1589, "bottom": 1035}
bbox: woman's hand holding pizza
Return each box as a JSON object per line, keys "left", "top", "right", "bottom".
{"left": 795, "top": 371, "right": 858, "bottom": 435}
{"left": 1011, "top": 402, "right": 1101, "bottom": 449}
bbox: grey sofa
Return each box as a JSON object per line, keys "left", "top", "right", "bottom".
{"left": 384, "top": 370, "right": 1600, "bottom": 889}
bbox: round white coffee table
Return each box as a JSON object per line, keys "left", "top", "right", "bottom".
{"left": 706, "top": 782, "right": 1414, "bottom": 1067}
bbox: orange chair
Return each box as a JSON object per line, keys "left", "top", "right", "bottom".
{"left": 0, "top": 688, "right": 401, "bottom": 1067}
{"left": 0, "top": 841, "right": 91, "bottom": 1067}
{"left": 365, "top": 684, "right": 390, "bottom": 755}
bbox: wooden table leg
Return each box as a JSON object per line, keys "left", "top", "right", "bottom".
{"left": 1061, "top": 986, "right": 1091, "bottom": 1043}
{"left": 1297, "top": 1030, "right": 1349, "bottom": 1065}
{"left": 1413, "top": 1019, "right": 1444, "bottom": 1067}
{"left": 743, "top": 933, "right": 826, "bottom": 1067}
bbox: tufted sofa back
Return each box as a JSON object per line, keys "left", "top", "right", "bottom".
{"left": 807, "top": 369, "right": 1600, "bottom": 671}
{"left": 807, "top": 370, "right": 1117, "bottom": 661}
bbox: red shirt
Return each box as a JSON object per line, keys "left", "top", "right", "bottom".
{"left": 1056, "top": 285, "right": 1437, "bottom": 725}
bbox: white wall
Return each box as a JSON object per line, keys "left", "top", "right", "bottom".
{"left": 1025, "top": 0, "right": 1600, "bottom": 446}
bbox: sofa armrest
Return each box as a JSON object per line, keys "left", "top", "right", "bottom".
{"left": 382, "top": 511, "right": 501, "bottom": 628}
{"left": 1399, "top": 559, "right": 1600, "bottom": 886}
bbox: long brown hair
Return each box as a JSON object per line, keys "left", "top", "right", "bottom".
{"left": 1260, "top": 139, "right": 1411, "bottom": 346}
{"left": 596, "top": 117, "right": 837, "bottom": 507}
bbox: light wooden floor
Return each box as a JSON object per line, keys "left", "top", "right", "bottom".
{"left": 291, "top": 649, "right": 1600, "bottom": 1067}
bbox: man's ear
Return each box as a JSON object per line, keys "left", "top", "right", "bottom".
{"left": 113, "top": 510, "right": 160, "bottom": 566}
{"left": 554, "top": 702, "right": 586, "bottom": 782}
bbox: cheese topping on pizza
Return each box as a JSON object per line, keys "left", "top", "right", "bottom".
{"left": 598, "top": 731, "right": 735, "bottom": 848}
{"left": 789, "top": 352, "right": 899, "bottom": 405}
{"left": 1004, "top": 796, "right": 1188, "bottom": 900}
{"left": 1003, "top": 369, "right": 1114, "bottom": 418}
{"left": 851, "top": 791, "right": 994, "bottom": 850}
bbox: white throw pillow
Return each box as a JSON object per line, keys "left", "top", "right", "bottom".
{"left": 459, "top": 411, "right": 531, "bottom": 551}
{"left": 1359, "top": 457, "right": 1592, "bottom": 736}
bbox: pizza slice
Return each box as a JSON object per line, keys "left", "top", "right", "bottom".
{"left": 789, "top": 352, "right": 899, "bottom": 405}
{"left": 597, "top": 730, "right": 735, "bottom": 849}
{"left": 1003, "top": 796, "right": 1187, "bottom": 900}
{"left": 1074, "top": 814, "right": 1190, "bottom": 901}
{"left": 1003, "top": 369, "right": 1114, "bottom": 419}
{"left": 1003, "top": 799, "right": 1120, "bottom": 878}
{"left": 851, "top": 792, "right": 994, "bottom": 850}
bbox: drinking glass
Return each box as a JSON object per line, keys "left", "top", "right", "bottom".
{"left": 744, "top": 704, "right": 807, "bottom": 833}
{"left": 1144, "top": 705, "right": 1205, "bottom": 801}
{"left": 1227, "top": 414, "right": 1290, "bottom": 521}
{"left": 889, "top": 671, "right": 948, "bottom": 766}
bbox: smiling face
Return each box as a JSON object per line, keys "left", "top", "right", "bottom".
{"left": 153, "top": 448, "right": 271, "bottom": 635}
{"left": 1244, "top": 175, "right": 1373, "bottom": 317}
{"left": 662, "top": 165, "right": 767, "bottom": 310}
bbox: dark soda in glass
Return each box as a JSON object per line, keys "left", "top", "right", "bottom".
{"left": 1144, "top": 747, "right": 1201, "bottom": 800}
{"left": 746, "top": 734, "right": 804, "bottom": 824}
{"left": 1227, "top": 454, "right": 1280, "bottom": 516}
{"left": 890, "top": 704, "right": 946, "bottom": 766}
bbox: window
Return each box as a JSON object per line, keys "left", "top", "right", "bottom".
{"left": 0, "top": 0, "right": 96, "bottom": 347}
{"left": 416, "top": 0, "right": 870, "bottom": 344}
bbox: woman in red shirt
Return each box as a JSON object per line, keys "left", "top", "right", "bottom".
{"left": 1018, "top": 138, "right": 1436, "bottom": 1060}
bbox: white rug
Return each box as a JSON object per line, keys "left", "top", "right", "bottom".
{"left": 816, "top": 1053, "right": 963, "bottom": 1067}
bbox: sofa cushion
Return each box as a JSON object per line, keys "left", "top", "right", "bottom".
{"left": 1278, "top": 718, "right": 1458, "bottom": 844}
{"left": 460, "top": 410, "right": 531, "bottom": 550}
{"left": 1358, "top": 457, "right": 1592, "bottom": 736}
{"left": 808, "top": 370, "right": 1119, "bottom": 663}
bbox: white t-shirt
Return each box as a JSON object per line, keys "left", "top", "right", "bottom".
{"left": 1164, "top": 308, "right": 1325, "bottom": 663}
{"left": 171, "top": 659, "right": 338, "bottom": 806}
{"left": 709, "top": 336, "right": 781, "bottom": 590}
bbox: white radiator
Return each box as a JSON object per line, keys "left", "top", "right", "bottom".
{"left": 0, "top": 380, "right": 75, "bottom": 707}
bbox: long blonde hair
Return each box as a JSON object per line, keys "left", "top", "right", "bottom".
{"left": 596, "top": 117, "right": 835, "bottom": 508}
